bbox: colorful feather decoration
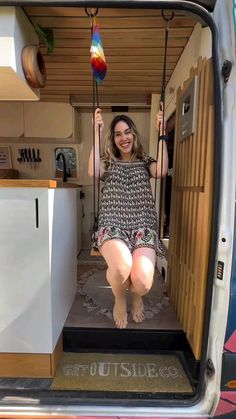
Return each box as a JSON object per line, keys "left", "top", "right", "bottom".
{"left": 90, "top": 19, "right": 107, "bottom": 84}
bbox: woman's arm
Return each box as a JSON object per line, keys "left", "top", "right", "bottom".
{"left": 88, "top": 108, "right": 105, "bottom": 178}
{"left": 149, "top": 105, "right": 169, "bottom": 178}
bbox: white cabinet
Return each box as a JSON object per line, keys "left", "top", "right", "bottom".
{"left": 0, "top": 7, "right": 40, "bottom": 101}
{"left": 0, "top": 187, "right": 77, "bottom": 353}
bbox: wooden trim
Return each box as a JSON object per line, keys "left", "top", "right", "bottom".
{"left": 0, "top": 353, "right": 51, "bottom": 378}
{"left": 0, "top": 179, "right": 78, "bottom": 188}
{"left": 0, "top": 335, "right": 62, "bottom": 378}
{"left": 50, "top": 334, "right": 63, "bottom": 376}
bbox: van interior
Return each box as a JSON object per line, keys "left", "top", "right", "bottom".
{"left": 0, "top": 0, "right": 221, "bottom": 410}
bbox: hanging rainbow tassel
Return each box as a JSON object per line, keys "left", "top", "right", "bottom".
{"left": 90, "top": 18, "right": 107, "bottom": 84}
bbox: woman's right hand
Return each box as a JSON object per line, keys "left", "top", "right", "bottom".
{"left": 94, "top": 108, "right": 104, "bottom": 132}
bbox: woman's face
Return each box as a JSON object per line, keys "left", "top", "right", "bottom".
{"left": 113, "top": 120, "right": 134, "bottom": 159}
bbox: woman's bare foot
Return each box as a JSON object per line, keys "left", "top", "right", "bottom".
{"left": 113, "top": 295, "right": 128, "bottom": 328}
{"left": 131, "top": 293, "right": 145, "bottom": 323}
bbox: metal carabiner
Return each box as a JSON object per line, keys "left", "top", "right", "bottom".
{"left": 161, "top": 10, "right": 174, "bottom": 30}
{"left": 85, "top": 8, "right": 98, "bottom": 18}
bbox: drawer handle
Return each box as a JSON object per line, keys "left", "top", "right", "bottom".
{"left": 35, "top": 198, "right": 39, "bottom": 228}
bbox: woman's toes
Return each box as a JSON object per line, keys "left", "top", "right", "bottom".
{"left": 131, "top": 294, "right": 145, "bottom": 323}
{"left": 113, "top": 296, "right": 128, "bottom": 329}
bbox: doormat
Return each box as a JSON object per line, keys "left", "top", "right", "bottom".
{"left": 51, "top": 352, "right": 192, "bottom": 393}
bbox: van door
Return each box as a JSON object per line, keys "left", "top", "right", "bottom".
{"left": 168, "top": 57, "right": 214, "bottom": 360}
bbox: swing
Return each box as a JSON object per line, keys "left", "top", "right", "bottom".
{"left": 88, "top": 9, "right": 174, "bottom": 257}
{"left": 91, "top": 248, "right": 101, "bottom": 257}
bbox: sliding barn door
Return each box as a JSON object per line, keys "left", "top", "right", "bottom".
{"left": 167, "top": 58, "right": 214, "bottom": 359}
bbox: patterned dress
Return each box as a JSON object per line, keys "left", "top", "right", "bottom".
{"left": 92, "top": 156, "right": 163, "bottom": 256}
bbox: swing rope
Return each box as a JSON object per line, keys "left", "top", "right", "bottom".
{"left": 86, "top": 8, "right": 106, "bottom": 254}
{"left": 92, "top": 75, "right": 100, "bottom": 239}
{"left": 87, "top": 8, "right": 174, "bottom": 253}
{"left": 155, "top": 11, "right": 174, "bottom": 237}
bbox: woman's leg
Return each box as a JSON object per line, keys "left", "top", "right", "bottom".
{"left": 100, "top": 239, "right": 132, "bottom": 328}
{"left": 130, "top": 247, "right": 156, "bottom": 323}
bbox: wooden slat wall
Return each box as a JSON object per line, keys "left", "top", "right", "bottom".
{"left": 167, "top": 58, "right": 214, "bottom": 360}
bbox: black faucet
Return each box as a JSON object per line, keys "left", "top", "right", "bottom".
{"left": 56, "top": 152, "right": 70, "bottom": 182}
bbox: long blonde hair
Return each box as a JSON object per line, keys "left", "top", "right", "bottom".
{"left": 102, "top": 114, "right": 145, "bottom": 166}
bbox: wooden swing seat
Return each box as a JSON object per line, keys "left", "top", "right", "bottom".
{"left": 90, "top": 248, "right": 102, "bottom": 257}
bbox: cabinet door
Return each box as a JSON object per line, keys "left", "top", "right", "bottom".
{"left": 0, "top": 188, "right": 52, "bottom": 353}
{"left": 24, "top": 102, "right": 75, "bottom": 139}
{"left": 0, "top": 103, "right": 24, "bottom": 137}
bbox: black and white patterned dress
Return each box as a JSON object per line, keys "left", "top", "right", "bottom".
{"left": 92, "top": 156, "right": 163, "bottom": 256}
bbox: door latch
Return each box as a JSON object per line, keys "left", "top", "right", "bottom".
{"left": 206, "top": 358, "right": 215, "bottom": 378}
{"left": 222, "top": 60, "right": 232, "bottom": 83}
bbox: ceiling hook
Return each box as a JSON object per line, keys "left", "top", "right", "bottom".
{"left": 161, "top": 10, "right": 174, "bottom": 22}
{"left": 85, "top": 8, "right": 98, "bottom": 18}
{"left": 161, "top": 10, "right": 174, "bottom": 30}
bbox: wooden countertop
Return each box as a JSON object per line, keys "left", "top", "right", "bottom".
{"left": 0, "top": 179, "right": 79, "bottom": 188}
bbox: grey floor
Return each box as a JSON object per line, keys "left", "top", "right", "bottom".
{"left": 65, "top": 250, "right": 181, "bottom": 330}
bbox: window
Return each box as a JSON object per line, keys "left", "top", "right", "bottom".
{"left": 55, "top": 147, "right": 77, "bottom": 179}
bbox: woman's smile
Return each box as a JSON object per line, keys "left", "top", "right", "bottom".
{"left": 114, "top": 121, "right": 134, "bottom": 159}
{"left": 120, "top": 140, "right": 131, "bottom": 148}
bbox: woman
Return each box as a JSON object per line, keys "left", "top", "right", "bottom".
{"left": 88, "top": 107, "right": 168, "bottom": 329}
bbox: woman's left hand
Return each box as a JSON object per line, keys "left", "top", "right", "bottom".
{"left": 156, "top": 102, "right": 167, "bottom": 136}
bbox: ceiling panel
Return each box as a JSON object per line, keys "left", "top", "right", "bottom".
{"left": 24, "top": 6, "right": 198, "bottom": 105}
